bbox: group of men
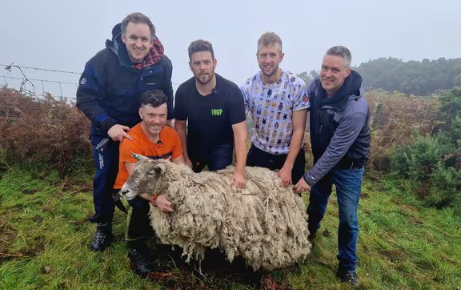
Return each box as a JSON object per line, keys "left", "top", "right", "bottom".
{"left": 76, "top": 12, "right": 370, "bottom": 286}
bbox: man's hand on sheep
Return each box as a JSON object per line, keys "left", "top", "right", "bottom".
{"left": 293, "top": 177, "right": 311, "bottom": 194}
{"left": 108, "top": 124, "right": 133, "bottom": 142}
{"left": 184, "top": 157, "right": 193, "bottom": 168}
{"left": 278, "top": 166, "right": 293, "bottom": 187}
{"left": 230, "top": 171, "right": 246, "bottom": 189}
{"left": 153, "top": 194, "right": 174, "bottom": 213}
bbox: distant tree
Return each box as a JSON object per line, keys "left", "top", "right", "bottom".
{"left": 454, "top": 74, "right": 461, "bottom": 87}
{"left": 440, "top": 86, "right": 461, "bottom": 126}
{"left": 355, "top": 57, "right": 461, "bottom": 95}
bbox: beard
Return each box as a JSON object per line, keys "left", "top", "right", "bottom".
{"left": 195, "top": 71, "right": 215, "bottom": 85}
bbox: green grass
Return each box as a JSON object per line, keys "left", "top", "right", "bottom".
{"left": 1, "top": 167, "right": 460, "bottom": 290}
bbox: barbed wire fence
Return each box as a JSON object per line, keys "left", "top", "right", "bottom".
{"left": 1, "top": 63, "right": 181, "bottom": 102}
{"left": 0, "top": 63, "right": 81, "bottom": 102}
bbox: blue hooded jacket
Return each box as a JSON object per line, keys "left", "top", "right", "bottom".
{"left": 304, "top": 71, "right": 371, "bottom": 186}
{"left": 76, "top": 23, "right": 173, "bottom": 136}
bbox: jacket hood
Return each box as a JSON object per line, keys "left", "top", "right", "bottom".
{"left": 317, "top": 70, "right": 363, "bottom": 110}
{"left": 105, "top": 23, "right": 122, "bottom": 56}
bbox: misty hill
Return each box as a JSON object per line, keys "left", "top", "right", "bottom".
{"left": 356, "top": 57, "right": 461, "bottom": 95}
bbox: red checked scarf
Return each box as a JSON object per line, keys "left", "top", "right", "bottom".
{"left": 132, "top": 38, "right": 164, "bottom": 70}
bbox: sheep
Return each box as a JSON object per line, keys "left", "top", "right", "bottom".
{"left": 120, "top": 154, "right": 311, "bottom": 271}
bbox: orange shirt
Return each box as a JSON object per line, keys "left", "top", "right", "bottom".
{"left": 113, "top": 123, "right": 182, "bottom": 189}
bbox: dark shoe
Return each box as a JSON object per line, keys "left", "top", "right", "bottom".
{"left": 128, "top": 241, "right": 153, "bottom": 278}
{"left": 308, "top": 231, "right": 317, "bottom": 242}
{"left": 89, "top": 223, "right": 112, "bottom": 251}
{"left": 337, "top": 269, "right": 359, "bottom": 287}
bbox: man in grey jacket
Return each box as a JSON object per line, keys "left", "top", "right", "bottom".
{"left": 294, "top": 46, "right": 370, "bottom": 287}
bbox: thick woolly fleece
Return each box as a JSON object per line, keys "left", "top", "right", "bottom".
{"left": 120, "top": 158, "right": 311, "bottom": 271}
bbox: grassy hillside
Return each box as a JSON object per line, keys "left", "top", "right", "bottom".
{"left": 0, "top": 167, "right": 460, "bottom": 290}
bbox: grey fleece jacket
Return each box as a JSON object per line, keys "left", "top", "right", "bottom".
{"left": 303, "top": 71, "right": 370, "bottom": 186}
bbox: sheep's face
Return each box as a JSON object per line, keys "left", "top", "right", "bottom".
{"left": 120, "top": 158, "right": 166, "bottom": 200}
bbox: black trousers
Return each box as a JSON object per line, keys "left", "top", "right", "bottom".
{"left": 126, "top": 196, "right": 152, "bottom": 241}
{"left": 189, "top": 143, "right": 233, "bottom": 172}
{"left": 246, "top": 144, "right": 306, "bottom": 183}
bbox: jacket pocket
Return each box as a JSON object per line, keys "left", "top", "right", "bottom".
{"left": 141, "top": 67, "right": 164, "bottom": 90}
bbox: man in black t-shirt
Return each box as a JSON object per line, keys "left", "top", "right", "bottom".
{"left": 174, "top": 39, "right": 247, "bottom": 188}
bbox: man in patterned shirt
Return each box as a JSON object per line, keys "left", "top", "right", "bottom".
{"left": 240, "top": 32, "right": 309, "bottom": 187}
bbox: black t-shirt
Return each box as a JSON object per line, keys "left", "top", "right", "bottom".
{"left": 174, "top": 74, "right": 245, "bottom": 152}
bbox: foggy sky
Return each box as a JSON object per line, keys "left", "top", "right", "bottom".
{"left": 1, "top": 0, "right": 460, "bottom": 98}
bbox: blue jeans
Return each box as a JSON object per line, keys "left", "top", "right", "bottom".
{"left": 89, "top": 135, "right": 119, "bottom": 224}
{"left": 307, "top": 167, "right": 364, "bottom": 271}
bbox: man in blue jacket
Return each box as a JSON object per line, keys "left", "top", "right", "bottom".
{"left": 76, "top": 12, "right": 173, "bottom": 252}
{"left": 294, "top": 46, "right": 370, "bottom": 287}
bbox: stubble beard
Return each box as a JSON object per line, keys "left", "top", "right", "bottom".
{"left": 260, "top": 64, "right": 279, "bottom": 79}
{"left": 196, "top": 71, "right": 215, "bottom": 85}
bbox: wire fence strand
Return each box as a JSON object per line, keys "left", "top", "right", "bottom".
{"left": 1, "top": 63, "right": 181, "bottom": 100}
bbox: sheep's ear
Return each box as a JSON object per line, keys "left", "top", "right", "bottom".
{"left": 154, "top": 164, "right": 166, "bottom": 175}
{"left": 131, "top": 152, "right": 149, "bottom": 161}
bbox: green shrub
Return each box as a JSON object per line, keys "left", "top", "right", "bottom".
{"left": 439, "top": 86, "right": 461, "bottom": 123}
{"left": 390, "top": 134, "right": 453, "bottom": 181}
{"left": 390, "top": 132, "right": 461, "bottom": 208}
{"left": 448, "top": 113, "right": 461, "bottom": 145}
{"left": 426, "top": 163, "right": 461, "bottom": 208}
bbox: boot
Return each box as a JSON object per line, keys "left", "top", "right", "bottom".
{"left": 89, "top": 223, "right": 113, "bottom": 251}
{"left": 128, "top": 239, "right": 153, "bottom": 278}
{"left": 337, "top": 268, "right": 359, "bottom": 287}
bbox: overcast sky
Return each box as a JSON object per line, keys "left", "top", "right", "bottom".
{"left": 1, "top": 0, "right": 460, "bottom": 98}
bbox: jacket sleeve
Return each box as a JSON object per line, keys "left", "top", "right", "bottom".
{"left": 76, "top": 61, "right": 116, "bottom": 134}
{"left": 162, "top": 57, "right": 174, "bottom": 120}
{"left": 303, "top": 112, "right": 367, "bottom": 186}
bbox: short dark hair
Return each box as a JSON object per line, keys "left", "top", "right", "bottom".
{"left": 188, "top": 39, "right": 215, "bottom": 60}
{"left": 325, "top": 46, "right": 352, "bottom": 68}
{"left": 140, "top": 90, "right": 167, "bottom": 108}
{"left": 121, "top": 12, "right": 156, "bottom": 40}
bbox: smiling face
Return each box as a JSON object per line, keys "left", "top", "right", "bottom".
{"left": 189, "top": 50, "right": 217, "bottom": 85}
{"left": 139, "top": 103, "right": 167, "bottom": 137}
{"left": 257, "top": 43, "right": 284, "bottom": 82}
{"left": 320, "top": 54, "right": 351, "bottom": 96}
{"left": 121, "top": 22, "right": 153, "bottom": 63}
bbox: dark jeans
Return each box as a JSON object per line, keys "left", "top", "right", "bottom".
{"left": 307, "top": 167, "right": 365, "bottom": 272}
{"left": 126, "top": 195, "right": 152, "bottom": 241}
{"left": 189, "top": 143, "right": 233, "bottom": 172}
{"left": 89, "top": 135, "right": 119, "bottom": 224}
{"left": 246, "top": 144, "right": 306, "bottom": 183}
